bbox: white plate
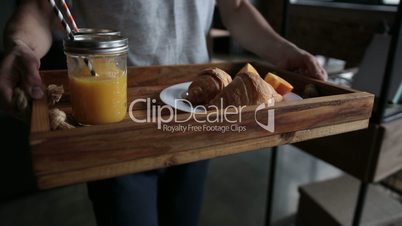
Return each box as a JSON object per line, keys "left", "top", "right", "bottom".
{"left": 283, "top": 91, "right": 303, "bottom": 102}
{"left": 159, "top": 82, "right": 204, "bottom": 113}
{"left": 159, "top": 82, "right": 302, "bottom": 113}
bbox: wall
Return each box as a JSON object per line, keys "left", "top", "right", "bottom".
{"left": 0, "top": 0, "right": 15, "bottom": 51}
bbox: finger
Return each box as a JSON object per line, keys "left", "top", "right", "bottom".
{"left": 305, "top": 56, "right": 327, "bottom": 81}
{"left": 17, "top": 52, "right": 44, "bottom": 99}
{"left": 318, "top": 67, "right": 328, "bottom": 81}
{"left": 312, "top": 63, "right": 328, "bottom": 81}
{"left": 0, "top": 54, "right": 19, "bottom": 112}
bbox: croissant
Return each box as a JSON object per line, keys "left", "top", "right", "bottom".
{"left": 209, "top": 72, "right": 283, "bottom": 108}
{"left": 186, "top": 67, "right": 232, "bottom": 105}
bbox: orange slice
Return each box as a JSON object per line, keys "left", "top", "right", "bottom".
{"left": 237, "top": 63, "right": 260, "bottom": 76}
{"left": 264, "top": 72, "right": 294, "bottom": 95}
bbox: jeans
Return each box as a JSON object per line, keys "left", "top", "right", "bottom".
{"left": 87, "top": 160, "right": 209, "bottom": 226}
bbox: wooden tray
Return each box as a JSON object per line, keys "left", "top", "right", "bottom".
{"left": 30, "top": 62, "right": 374, "bottom": 189}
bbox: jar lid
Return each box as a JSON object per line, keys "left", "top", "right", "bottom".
{"left": 64, "top": 35, "right": 128, "bottom": 54}
{"left": 73, "top": 28, "right": 121, "bottom": 36}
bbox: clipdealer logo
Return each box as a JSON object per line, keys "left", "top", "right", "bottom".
{"left": 254, "top": 98, "right": 275, "bottom": 133}
{"left": 128, "top": 98, "right": 275, "bottom": 133}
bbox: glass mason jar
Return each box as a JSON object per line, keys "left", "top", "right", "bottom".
{"left": 64, "top": 35, "right": 128, "bottom": 125}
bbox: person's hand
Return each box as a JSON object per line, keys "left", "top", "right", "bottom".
{"left": 276, "top": 44, "right": 328, "bottom": 81}
{"left": 0, "top": 40, "right": 44, "bottom": 113}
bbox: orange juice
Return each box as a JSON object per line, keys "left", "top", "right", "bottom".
{"left": 69, "top": 66, "right": 127, "bottom": 125}
{"left": 64, "top": 34, "right": 128, "bottom": 124}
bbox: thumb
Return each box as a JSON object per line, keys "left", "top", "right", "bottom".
{"left": 18, "top": 52, "right": 44, "bottom": 99}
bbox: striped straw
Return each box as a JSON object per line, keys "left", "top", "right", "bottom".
{"left": 59, "top": 0, "right": 78, "bottom": 32}
{"left": 83, "top": 58, "right": 96, "bottom": 76}
{"left": 48, "top": 0, "right": 74, "bottom": 40}
{"left": 47, "top": 0, "right": 97, "bottom": 76}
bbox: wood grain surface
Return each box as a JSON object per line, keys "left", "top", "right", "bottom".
{"left": 30, "top": 97, "right": 50, "bottom": 133}
{"left": 30, "top": 62, "right": 374, "bottom": 189}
